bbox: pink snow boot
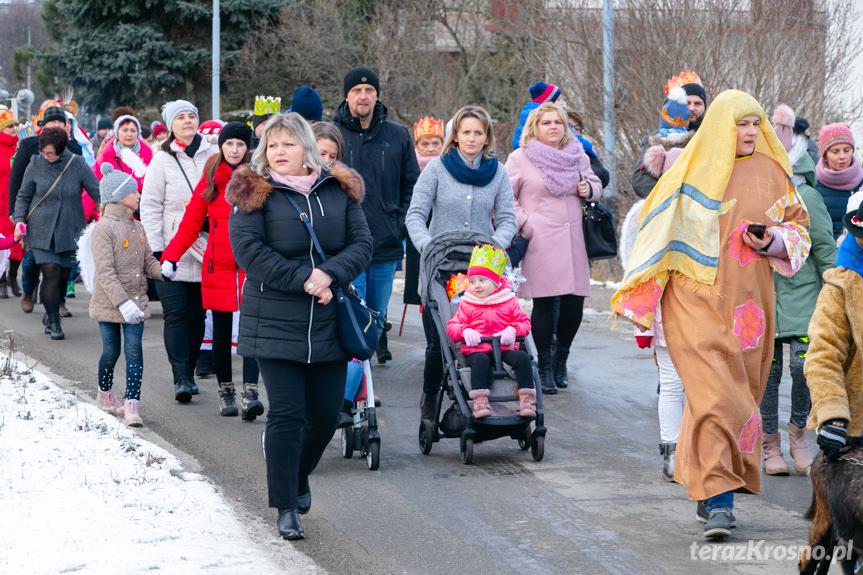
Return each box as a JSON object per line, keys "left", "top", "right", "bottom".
{"left": 97, "top": 390, "right": 125, "bottom": 417}
{"left": 123, "top": 399, "right": 143, "bottom": 427}
{"left": 518, "top": 388, "right": 536, "bottom": 417}
{"left": 468, "top": 389, "right": 492, "bottom": 418}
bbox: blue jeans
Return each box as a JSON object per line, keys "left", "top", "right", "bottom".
{"left": 98, "top": 321, "right": 145, "bottom": 400}
{"left": 706, "top": 491, "right": 734, "bottom": 511}
{"left": 344, "top": 359, "right": 364, "bottom": 402}
{"left": 21, "top": 249, "right": 39, "bottom": 296}
{"left": 352, "top": 260, "right": 398, "bottom": 320}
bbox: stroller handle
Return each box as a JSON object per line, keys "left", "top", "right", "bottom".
{"left": 478, "top": 336, "right": 527, "bottom": 379}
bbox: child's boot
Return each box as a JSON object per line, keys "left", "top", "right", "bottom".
{"left": 218, "top": 382, "right": 239, "bottom": 417}
{"left": 518, "top": 388, "right": 536, "bottom": 417}
{"left": 241, "top": 382, "right": 265, "bottom": 421}
{"left": 468, "top": 388, "right": 491, "bottom": 418}
{"left": 123, "top": 399, "right": 143, "bottom": 427}
{"left": 762, "top": 432, "right": 789, "bottom": 475}
{"left": 97, "top": 389, "right": 125, "bottom": 417}
{"left": 788, "top": 422, "right": 813, "bottom": 472}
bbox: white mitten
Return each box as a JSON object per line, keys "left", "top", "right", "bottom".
{"left": 119, "top": 300, "right": 142, "bottom": 323}
{"left": 161, "top": 260, "right": 177, "bottom": 280}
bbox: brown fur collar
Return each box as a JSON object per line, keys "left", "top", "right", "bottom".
{"left": 226, "top": 161, "right": 365, "bottom": 214}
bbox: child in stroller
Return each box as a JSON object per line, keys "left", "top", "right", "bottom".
{"left": 446, "top": 244, "right": 535, "bottom": 418}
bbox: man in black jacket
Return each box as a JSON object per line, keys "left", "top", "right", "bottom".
{"left": 333, "top": 66, "right": 420, "bottom": 364}
{"left": 8, "top": 105, "right": 82, "bottom": 313}
{"left": 630, "top": 76, "right": 708, "bottom": 199}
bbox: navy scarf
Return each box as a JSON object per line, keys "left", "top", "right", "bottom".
{"left": 440, "top": 150, "right": 499, "bottom": 187}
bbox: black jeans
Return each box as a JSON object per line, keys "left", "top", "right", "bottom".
{"left": 154, "top": 281, "right": 206, "bottom": 383}
{"left": 257, "top": 357, "right": 346, "bottom": 509}
{"left": 465, "top": 349, "right": 534, "bottom": 390}
{"left": 421, "top": 304, "right": 444, "bottom": 394}
{"left": 531, "top": 295, "right": 585, "bottom": 356}
{"left": 211, "top": 310, "right": 259, "bottom": 384}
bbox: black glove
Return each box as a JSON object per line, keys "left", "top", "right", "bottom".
{"left": 152, "top": 251, "right": 163, "bottom": 261}
{"left": 817, "top": 420, "right": 847, "bottom": 460}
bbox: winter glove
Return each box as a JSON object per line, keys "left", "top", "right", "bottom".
{"left": 635, "top": 335, "right": 654, "bottom": 349}
{"left": 161, "top": 260, "right": 177, "bottom": 281}
{"left": 119, "top": 300, "right": 144, "bottom": 323}
{"left": 462, "top": 328, "right": 482, "bottom": 347}
{"left": 817, "top": 420, "right": 847, "bottom": 461}
{"left": 498, "top": 326, "right": 517, "bottom": 347}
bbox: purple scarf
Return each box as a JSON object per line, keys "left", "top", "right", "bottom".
{"left": 522, "top": 139, "right": 585, "bottom": 197}
{"left": 815, "top": 155, "right": 863, "bottom": 190}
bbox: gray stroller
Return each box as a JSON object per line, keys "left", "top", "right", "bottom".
{"left": 417, "top": 230, "right": 546, "bottom": 464}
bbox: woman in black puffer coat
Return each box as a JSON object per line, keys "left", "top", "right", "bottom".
{"left": 227, "top": 113, "right": 372, "bottom": 541}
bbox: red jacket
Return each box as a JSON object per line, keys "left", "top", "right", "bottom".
{"left": 162, "top": 160, "right": 245, "bottom": 312}
{"left": 93, "top": 138, "right": 153, "bottom": 191}
{"left": 0, "top": 131, "right": 22, "bottom": 259}
{"left": 446, "top": 278, "right": 531, "bottom": 354}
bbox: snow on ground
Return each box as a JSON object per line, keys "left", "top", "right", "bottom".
{"left": 0, "top": 354, "right": 321, "bottom": 575}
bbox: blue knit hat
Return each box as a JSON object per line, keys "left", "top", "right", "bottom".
{"left": 529, "top": 82, "right": 561, "bottom": 104}
{"left": 289, "top": 86, "right": 323, "bottom": 122}
{"left": 658, "top": 87, "right": 690, "bottom": 131}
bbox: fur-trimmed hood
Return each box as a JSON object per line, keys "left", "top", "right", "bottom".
{"left": 647, "top": 129, "right": 694, "bottom": 150}
{"left": 225, "top": 161, "right": 365, "bottom": 214}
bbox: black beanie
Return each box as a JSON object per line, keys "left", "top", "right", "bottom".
{"left": 681, "top": 83, "right": 707, "bottom": 106}
{"left": 343, "top": 66, "right": 380, "bottom": 98}
{"left": 793, "top": 116, "right": 810, "bottom": 136}
{"left": 97, "top": 117, "right": 112, "bottom": 130}
{"left": 218, "top": 121, "right": 252, "bottom": 149}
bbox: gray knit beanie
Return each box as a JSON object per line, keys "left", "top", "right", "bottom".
{"left": 100, "top": 163, "right": 138, "bottom": 204}
{"left": 161, "top": 100, "right": 198, "bottom": 137}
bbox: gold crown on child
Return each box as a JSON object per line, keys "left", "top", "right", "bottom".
{"left": 468, "top": 244, "right": 508, "bottom": 277}
{"left": 254, "top": 95, "right": 281, "bottom": 117}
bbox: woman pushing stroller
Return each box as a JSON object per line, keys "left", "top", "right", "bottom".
{"left": 446, "top": 244, "right": 535, "bottom": 418}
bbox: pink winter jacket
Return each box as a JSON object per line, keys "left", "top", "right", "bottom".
{"left": 446, "top": 280, "right": 531, "bottom": 354}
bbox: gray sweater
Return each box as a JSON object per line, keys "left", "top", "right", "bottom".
{"left": 13, "top": 149, "right": 101, "bottom": 253}
{"left": 405, "top": 155, "right": 517, "bottom": 254}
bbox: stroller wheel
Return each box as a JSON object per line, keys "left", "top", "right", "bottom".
{"left": 341, "top": 427, "right": 355, "bottom": 459}
{"left": 531, "top": 435, "right": 545, "bottom": 462}
{"left": 518, "top": 424, "right": 532, "bottom": 451}
{"left": 460, "top": 435, "right": 474, "bottom": 465}
{"left": 367, "top": 439, "right": 380, "bottom": 471}
{"left": 418, "top": 420, "right": 434, "bottom": 455}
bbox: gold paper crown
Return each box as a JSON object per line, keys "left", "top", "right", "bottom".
{"left": 468, "top": 244, "right": 508, "bottom": 278}
{"left": 0, "top": 108, "right": 16, "bottom": 130}
{"left": 254, "top": 95, "right": 281, "bottom": 117}
{"left": 665, "top": 70, "right": 702, "bottom": 95}
{"left": 446, "top": 273, "right": 468, "bottom": 300}
{"left": 414, "top": 116, "right": 444, "bottom": 141}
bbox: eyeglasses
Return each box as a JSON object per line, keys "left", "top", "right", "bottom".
{"left": 40, "top": 149, "right": 58, "bottom": 159}
{"left": 569, "top": 124, "right": 582, "bottom": 134}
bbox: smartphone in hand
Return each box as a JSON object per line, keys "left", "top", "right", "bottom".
{"left": 746, "top": 223, "right": 767, "bottom": 239}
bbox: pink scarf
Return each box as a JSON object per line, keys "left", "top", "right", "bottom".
{"left": 415, "top": 150, "right": 435, "bottom": 172}
{"left": 522, "top": 139, "right": 585, "bottom": 197}
{"left": 269, "top": 169, "right": 320, "bottom": 195}
{"left": 815, "top": 156, "right": 863, "bottom": 191}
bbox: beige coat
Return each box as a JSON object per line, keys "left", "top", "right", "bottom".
{"left": 805, "top": 267, "right": 863, "bottom": 436}
{"left": 89, "top": 203, "right": 164, "bottom": 324}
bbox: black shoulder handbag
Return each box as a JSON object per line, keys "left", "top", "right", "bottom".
{"left": 282, "top": 191, "right": 384, "bottom": 360}
{"left": 582, "top": 200, "right": 617, "bottom": 261}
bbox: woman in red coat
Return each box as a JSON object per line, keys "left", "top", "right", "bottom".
{"left": 162, "top": 122, "right": 262, "bottom": 420}
{"left": 0, "top": 110, "right": 23, "bottom": 297}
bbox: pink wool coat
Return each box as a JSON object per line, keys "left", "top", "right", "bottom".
{"left": 504, "top": 147, "right": 601, "bottom": 298}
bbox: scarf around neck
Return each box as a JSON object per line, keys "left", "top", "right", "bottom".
{"left": 114, "top": 135, "right": 141, "bottom": 157}
{"left": 270, "top": 168, "right": 320, "bottom": 195}
{"left": 522, "top": 138, "right": 585, "bottom": 197}
{"left": 815, "top": 156, "right": 863, "bottom": 191}
{"left": 174, "top": 133, "right": 202, "bottom": 159}
{"left": 440, "top": 149, "right": 498, "bottom": 187}
{"left": 837, "top": 233, "right": 863, "bottom": 279}
{"left": 415, "top": 149, "right": 435, "bottom": 172}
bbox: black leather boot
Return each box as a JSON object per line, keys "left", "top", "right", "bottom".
{"left": 537, "top": 351, "right": 557, "bottom": 395}
{"left": 7, "top": 259, "right": 21, "bottom": 297}
{"left": 376, "top": 329, "right": 392, "bottom": 364}
{"left": 552, "top": 346, "right": 570, "bottom": 389}
{"left": 297, "top": 474, "right": 311, "bottom": 515}
{"left": 420, "top": 391, "right": 438, "bottom": 422}
{"left": 46, "top": 312, "right": 64, "bottom": 340}
{"left": 277, "top": 509, "right": 304, "bottom": 540}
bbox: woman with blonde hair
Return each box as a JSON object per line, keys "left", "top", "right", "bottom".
{"left": 505, "top": 102, "right": 601, "bottom": 395}
{"left": 406, "top": 105, "right": 517, "bottom": 423}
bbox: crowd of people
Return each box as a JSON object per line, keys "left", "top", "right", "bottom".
{"left": 1, "top": 65, "right": 861, "bottom": 545}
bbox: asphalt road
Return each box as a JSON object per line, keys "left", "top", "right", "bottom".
{"left": 2, "top": 279, "right": 819, "bottom": 574}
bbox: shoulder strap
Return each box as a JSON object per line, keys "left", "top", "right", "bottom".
{"left": 26, "top": 155, "right": 74, "bottom": 221}
{"left": 282, "top": 191, "right": 326, "bottom": 263}
{"left": 173, "top": 154, "right": 195, "bottom": 192}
